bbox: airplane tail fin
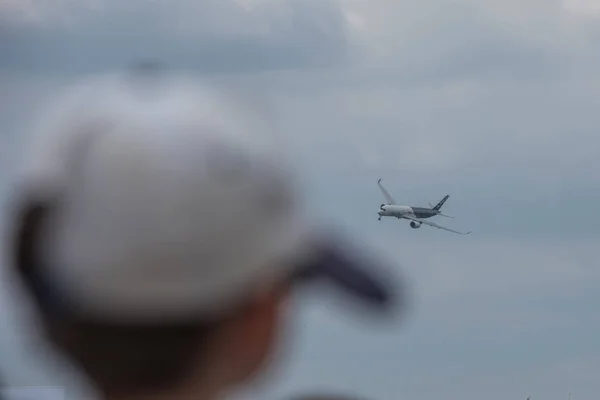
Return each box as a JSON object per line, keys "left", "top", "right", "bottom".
{"left": 432, "top": 195, "right": 449, "bottom": 211}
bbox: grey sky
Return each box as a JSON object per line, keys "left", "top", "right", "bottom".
{"left": 1, "top": 0, "right": 600, "bottom": 399}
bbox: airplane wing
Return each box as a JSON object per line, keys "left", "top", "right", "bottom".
{"left": 377, "top": 179, "right": 396, "bottom": 205}
{"left": 402, "top": 214, "right": 471, "bottom": 235}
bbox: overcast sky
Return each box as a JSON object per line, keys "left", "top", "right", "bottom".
{"left": 2, "top": 0, "right": 600, "bottom": 399}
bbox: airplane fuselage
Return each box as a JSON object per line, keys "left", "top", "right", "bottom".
{"left": 378, "top": 205, "right": 437, "bottom": 219}
{"left": 407, "top": 206, "right": 438, "bottom": 219}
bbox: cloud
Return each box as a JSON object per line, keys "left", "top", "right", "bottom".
{"left": 265, "top": 74, "right": 600, "bottom": 183}
{"left": 6, "top": 0, "right": 600, "bottom": 180}
{"left": 2, "top": 1, "right": 600, "bottom": 399}
{"left": 228, "top": 235, "right": 600, "bottom": 400}
{"left": 1, "top": 0, "right": 356, "bottom": 74}
{"left": 562, "top": 0, "right": 600, "bottom": 16}
{"left": 249, "top": 13, "right": 600, "bottom": 180}
{"left": 375, "top": 236, "right": 600, "bottom": 302}
{"left": 197, "top": 0, "right": 595, "bottom": 179}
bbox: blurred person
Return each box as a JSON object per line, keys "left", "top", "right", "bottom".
{"left": 4, "top": 68, "right": 402, "bottom": 400}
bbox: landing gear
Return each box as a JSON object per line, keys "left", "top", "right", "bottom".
{"left": 378, "top": 217, "right": 381, "bottom": 221}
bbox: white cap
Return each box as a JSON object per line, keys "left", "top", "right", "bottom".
{"left": 11, "top": 68, "right": 396, "bottom": 324}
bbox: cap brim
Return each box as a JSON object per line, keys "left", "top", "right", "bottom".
{"left": 290, "top": 234, "right": 400, "bottom": 313}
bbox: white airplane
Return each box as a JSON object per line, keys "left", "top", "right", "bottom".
{"left": 376, "top": 179, "right": 471, "bottom": 235}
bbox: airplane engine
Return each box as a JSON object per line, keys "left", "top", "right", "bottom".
{"left": 410, "top": 221, "right": 421, "bottom": 229}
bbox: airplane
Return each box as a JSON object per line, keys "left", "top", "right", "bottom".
{"left": 376, "top": 179, "right": 471, "bottom": 235}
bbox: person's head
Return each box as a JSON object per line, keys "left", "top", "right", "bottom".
{"left": 6, "top": 70, "right": 400, "bottom": 399}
